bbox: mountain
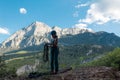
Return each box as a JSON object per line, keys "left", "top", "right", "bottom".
{"left": 0, "top": 21, "right": 120, "bottom": 54}
{"left": 1, "top": 22, "right": 51, "bottom": 48}
{"left": 0, "top": 43, "right": 1, "bottom": 47}
{"left": 59, "top": 31, "right": 120, "bottom": 46}
{"left": 52, "top": 25, "right": 94, "bottom": 37}
{"left": 0, "top": 21, "right": 93, "bottom": 49}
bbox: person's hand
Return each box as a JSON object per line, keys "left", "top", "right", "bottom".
{"left": 43, "top": 42, "right": 47, "bottom": 46}
{"left": 44, "top": 41, "right": 48, "bottom": 44}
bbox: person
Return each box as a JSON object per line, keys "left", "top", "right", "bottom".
{"left": 47, "top": 30, "right": 59, "bottom": 74}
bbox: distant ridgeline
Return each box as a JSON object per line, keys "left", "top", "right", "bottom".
{"left": 0, "top": 21, "right": 120, "bottom": 54}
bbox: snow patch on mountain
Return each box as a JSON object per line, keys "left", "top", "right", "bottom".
{"left": 0, "top": 21, "right": 94, "bottom": 48}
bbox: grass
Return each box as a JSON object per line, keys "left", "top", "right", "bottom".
{"left": 16, "top": 51, "right": 28, "bottom": 54}
{"left": 5, "top": 56, "right": 33, "bottom": 63}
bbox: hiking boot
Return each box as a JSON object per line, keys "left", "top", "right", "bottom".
{"left": 50, "top": 71, "right": 54, "bottom": 74}
{"left": 54, "top": 71, "right": 58, "bottom": 74}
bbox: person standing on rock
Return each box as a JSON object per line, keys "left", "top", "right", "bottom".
{"left": 46, "top": 30, "right": 59, "bottom": 74}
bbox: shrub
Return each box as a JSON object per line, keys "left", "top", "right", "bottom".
{"left": 0, "top": 56, "right": 7, "bottom": 77}
{"left": 82, "top": 48, "right": 120, "bottom": 70}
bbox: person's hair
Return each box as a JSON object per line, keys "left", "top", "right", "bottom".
{"left": 51, "top": 30, "right": 57, "bottom": 35}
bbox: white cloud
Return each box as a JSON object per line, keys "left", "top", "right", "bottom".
{"left": 19, "top": 8, "right": 27, "bottom": 14}
{"left": 79, "top": 0, "right": 120, "bottom": 25}
{"left": 74, "top": 23, "right": 87, "bottom": 28}
{"left": 0, "top": 27, "right": 10, "bottom": 35}
{"left": 73, "top": 23, "right": 93, "bottom": 32}
{"left": 75, "top": 2, "right": 90, "bottom": 8}
{"left": 73, "top": 11, "right": 79, "bottom": 17}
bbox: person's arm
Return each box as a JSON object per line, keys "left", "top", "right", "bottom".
{"left": 46, "top": 37, "right": 58, "bottom": 47}
{"left": 44, "top": 39, "right": 52, "bottom": 47}
{"left": 46, "top": 43, "right": 53, "bottom": 47}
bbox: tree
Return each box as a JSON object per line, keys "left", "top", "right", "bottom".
{"left": 0, "top": 55, "right": 7, "bottom": 77}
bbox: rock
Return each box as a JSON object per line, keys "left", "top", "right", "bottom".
{"left": 62, "top": 66, "right": 118, "bottom": 80}
{"left": 16, "top": 59, "right": 40, "bottom": 76}
{"left": 2, "top": 66, "right": 120, "bottom": 80}
{"left": 116, "top": 71, "right": 120, "bottom": 78}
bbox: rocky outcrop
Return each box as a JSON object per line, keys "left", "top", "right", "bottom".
{"left": 41, "top": 66, "right": 120, "bottom": 80}
{"left": 62, "top": 66, "right": 118, "bottom": 80}
{"left": 1, "top": 66, "right": 120, "bottom": 80}
{"left": 16, "top": 59, "right": 40, "bottom": 76}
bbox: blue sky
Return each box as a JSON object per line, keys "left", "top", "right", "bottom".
{"left": 0, "top": 0, "right": 120, "bottom": 43}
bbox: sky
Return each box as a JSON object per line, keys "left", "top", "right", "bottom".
{"left": 0, "top": 0, "right": 120, "bottom": 43}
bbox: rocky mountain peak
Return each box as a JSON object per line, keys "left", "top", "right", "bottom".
{"left": 24, "top": 21, "right": 51, "bottom": 36}
{"left": 0, "top": 21, "right": 52, "bottom": 48}
{"left": 52, "top": 26, "right": 62, "bottom": 31}
{"left": 73, "top": 26, "right": 94, "bottom": 33}
{"left": 1, "top": 21, "right": 119, "bottom": 50}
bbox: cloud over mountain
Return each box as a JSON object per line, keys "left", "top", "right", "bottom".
{"left": 0, "top": 27, "right": 10, "bottom": 35}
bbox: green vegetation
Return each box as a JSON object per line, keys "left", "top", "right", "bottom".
{"left": 4, "top": 44, "right": 114, "bottom": 70}
{"left": 0, "top": 44, "right": 117, "bottom": 77}
{"left": 4, "top": 51, "right": 40, "bottom": 60}
{"left": 16, "top": 51, "right": 28, "bottom": 54}
{"left": 0, "top": 56, "right": 16, "bottom": 78}
{"left": 0, "top": 56, "right": 7, "bottom": 77}
{"left": 81, "top": 48, "right": 120, "bottom": 70}
{"left": 58, "top": 45, "right": 114, "bottom": 68}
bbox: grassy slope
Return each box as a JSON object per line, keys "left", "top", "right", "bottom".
{"left": 5, "top": 45, "right": 114, "bottom": 72}
{"left": 81, "top": 48, "right": 120, "bottom": 69}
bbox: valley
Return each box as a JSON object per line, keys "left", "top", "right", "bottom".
{"left": 0, "top": 21, "right": 120, "bottom": 80}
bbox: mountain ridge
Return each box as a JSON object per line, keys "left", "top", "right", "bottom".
{"left": 59, "top": 31, "right": 120, "bottom": 46}
{"left": 0, "top": 21, "right": 94, "bottom": 49}
{"left": 0, "top": 21, "right": 120, "bottom": 54}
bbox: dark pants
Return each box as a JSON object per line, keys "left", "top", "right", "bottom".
{"left": 50, "top": 47, "right": 59, "bottom": 72}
